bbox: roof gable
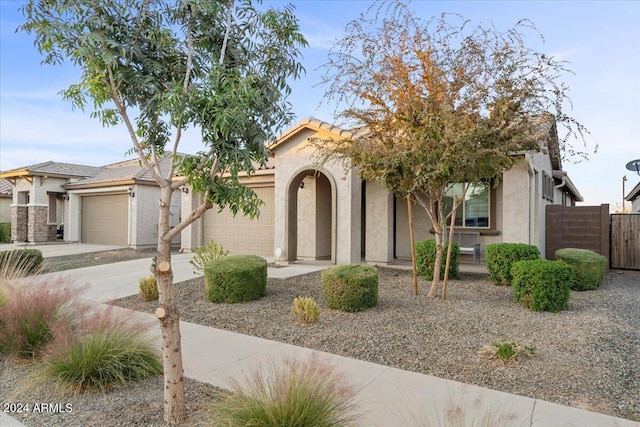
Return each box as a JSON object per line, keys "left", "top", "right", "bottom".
{"left": 268, "top": 117, "right": 359, "bottom": 154}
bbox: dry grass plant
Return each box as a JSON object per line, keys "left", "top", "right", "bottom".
{"left": 291, "top": 296, "right": 320, "bottom": 324}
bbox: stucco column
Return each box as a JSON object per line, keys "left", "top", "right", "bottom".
{"left": 501, "top": 160, "right": 530, "bottom": 244}
{"left": 365, "top": 182, "right": 394, "bottom": 264}
{"left": 335, "top": 169, "right": 362, "bottom": 264}
{"left": 180, "top": 189, "right": 202, "bottom": 251}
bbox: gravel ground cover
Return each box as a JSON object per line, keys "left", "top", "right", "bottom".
{"left": 113, "top": 267, "right": 640, "bottom": 421}
{"left": 2, "top": 256, "right": 638, "bottom": 425}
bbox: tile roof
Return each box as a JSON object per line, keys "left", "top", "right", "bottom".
{"left": 64, "top": 155, "right": 177, "bottom": 187}
{"left": 0, "top": 178, "right": 12, "bottom": 196}
{"left": 1, "top": 161, "right": 102, "bottom": 178}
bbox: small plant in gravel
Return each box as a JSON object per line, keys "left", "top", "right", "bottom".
{"left": 210, "top": 355, "right": 360, "bottom": 426}
{"left": 139, "top": 275, "right": 159, "bottom": 301}
{"left": 189, "top": 240, "right": 229, "bottom": 274}
{"left": 478, "top": 340, "right": 536, "bottom": 366}
{"left": 0, "top": 277, "right": 83, "bottom": 358}
{"left": 42, "top": 307, "right": 162, "bottom": 392}
{"left": 291, "top": 296, "right": 320, "bottom": 324}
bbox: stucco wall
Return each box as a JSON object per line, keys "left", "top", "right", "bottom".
{"left": 0, "top": 197, "right": 11, "bottom": 223}
{"left": 131, "top": 185, "right": 181, "bottom": 249}
{"left": 273, "top": 128, "right": 362, "bottom": 264}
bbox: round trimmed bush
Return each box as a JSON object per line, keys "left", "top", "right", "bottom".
{"left": 485, "top": 243, "right": 540, "bottom": 286}
{"left": 414, "top": 239, "right": 460, "bottom": 281}
{"left": 511, "top": 259, "right": 574, "bottom": 312}
{"left": 204, "top": 255, "right": 267, "bottom": 303}
{"left": 322, "top": 264, "right": 378, "bottom": 312}
{"left": 555, "top": 248, "right": 607, "bottom": 291}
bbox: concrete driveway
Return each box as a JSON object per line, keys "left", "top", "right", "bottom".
{"left": 0, "top": 242, "right": 129, "bottom": 258}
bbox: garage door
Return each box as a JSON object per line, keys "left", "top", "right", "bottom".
{"left": 81, "top": 194, "right": 128, "bottom": 245}
{"left": 203, "top": 186, "right": 274, "bottom": 256}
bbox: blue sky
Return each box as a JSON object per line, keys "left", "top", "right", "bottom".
{"left": 1, "top": 1, "right": 639, "bottom": 208}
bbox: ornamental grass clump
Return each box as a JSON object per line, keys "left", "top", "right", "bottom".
{"left": 0, "top": 248, "right": 44, "bottom": 280}
{"left": 291, "top": 296, "right": 320, "bottom": 324}
{"left": 555, "top": 248, "right": 607, "bottom": 291}
{"left": 42, "top": 306, "right": 162, "bottom": 392}
{"left": 138, "top": 275, "right": 159, "bottom": 301}
{"left": 189, "top": 240, "right": 230, "bottom": 274}
{"left": 210, "top": 356, "right": 360, "bottom": 426}
{"left": 0, "top": 277, "right": 83, "bottom": 358}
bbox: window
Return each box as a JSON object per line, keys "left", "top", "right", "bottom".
{"left": 443, "top": 182, "right": 490, "bottom": 228}
{"left": 542, "top": 171, "right": 554, "bottom": 202}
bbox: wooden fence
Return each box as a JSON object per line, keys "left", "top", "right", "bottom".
{"left": 610, "top": 214, "right": 640, "bottom": 270}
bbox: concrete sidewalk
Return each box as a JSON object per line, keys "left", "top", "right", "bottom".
{"left": 3, "top": 254, "right": 638, "bottom": 426}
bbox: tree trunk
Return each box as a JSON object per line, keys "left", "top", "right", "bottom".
{"left": 428, "top": 230, "right": 444, "bottom": 297}
{"left": 154, "top": 185, "right": 186, "bottom": 425}
{"left": 407, "top": 195, "right": 418, "bottom": 295}
{"left": 442, "top": 197, "right": 458, "bottom": 301}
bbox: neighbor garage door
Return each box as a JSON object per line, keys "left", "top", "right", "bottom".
{"left": 202, "top": 186, "right": 274, "bottom": 256}
{"left": 81, "top": 194, "right": 128, "bottom": 245}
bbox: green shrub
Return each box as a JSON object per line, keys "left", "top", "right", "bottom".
{"left": 291, "top": 296, "right": 320, "bottom": 324}
{"left": 43, "top": 308, "right": 161, "bottom": 391}
{"left": 189, "top": 240, "right": 230, "bottom": 274}
{"left": 0, "top": 223, "right": 11, "bottom": 243}
{"left": 138, "top": 275, "right": 159, "bottom": 301}
{"left": 478, "top": 340, "right": 536, "bottom": 366}
{"left": 414, "top": 239, "right": 460, "bottom": 281}
{"left": 204, "top": 255, "right": 267, "bottom": 303}
{"left": 0, "top": 249, "right": 44, "bottom": 277}
{"left": 511, "top": 259, "right": 574, "bottom": 312}
{"left": 485, "top": 243, "right": 540, "bottom": 286}
{"left": 210, "top": 356, "right": 359, "bottom": 426}
{"left": 555, "top": 248, "right": 607, "bottom": 291}
{"left": 322, "top": 264, "right": 378, "bottom": 313}
{"left": 0, "top": 277, "right": 82, "bottom": 358}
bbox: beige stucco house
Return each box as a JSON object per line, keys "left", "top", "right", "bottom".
{"left": 0, "top": 157, "right": 180, "bottom": 248}
{"left": 180, "top": 117, "right": 582, "bottom": 264}
{"left": 0, "top": 178, "right": 13, "bottom": 224}
{"left": 626, "top": 180, "right": 640, "bottom": 213}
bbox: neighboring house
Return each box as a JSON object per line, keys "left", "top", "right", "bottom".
{"left": 0, "top": 178, "right": 13, "bottom": 223}
{"left": 626, "top": 180, "right": 640, "bottom": 213}
{"left": 180, "top": 116, "right": 583, "bottom": 264}
{"left": 0, "top": 157, "right": 181, "bottom": 248}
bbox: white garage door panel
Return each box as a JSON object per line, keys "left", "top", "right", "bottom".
{"left": 203, "top": 187, "right": 274, "bottom": 256}
{"left": 82, "top": 194, "right": 128, "bottom": 245}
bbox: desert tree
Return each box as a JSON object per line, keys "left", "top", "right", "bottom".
{"left": 316, "top": 1, "right": 589, "bottom": 297}
{"left": 19, "top": 0, "right": 306, "bottom": 423}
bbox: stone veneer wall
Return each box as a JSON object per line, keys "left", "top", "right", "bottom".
{"left": 27, "top": 206, "right": 49, "bottom": 242}
{"left": 11, "top": 206, "right": 28, "bottom": 242}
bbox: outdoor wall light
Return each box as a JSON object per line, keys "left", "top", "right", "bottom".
{"left": 127, "top": 186, "right": 135, "bottom": 198}
{"left": 181, "top": 186, "right": 189, "bottom": 194}
{"left": 299, "top": 181, "right": 304, "bottom": 189}
{"left": 62, "top": 192, "right": 69, "bottom": 201}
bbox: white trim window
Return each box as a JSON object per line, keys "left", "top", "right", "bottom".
{"left": 444, "top": 182, "right": 490, "bottom": 228}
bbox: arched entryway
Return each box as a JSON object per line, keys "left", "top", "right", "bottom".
{"left": 285, "top": 169, "right": 335, "bottom": 263}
